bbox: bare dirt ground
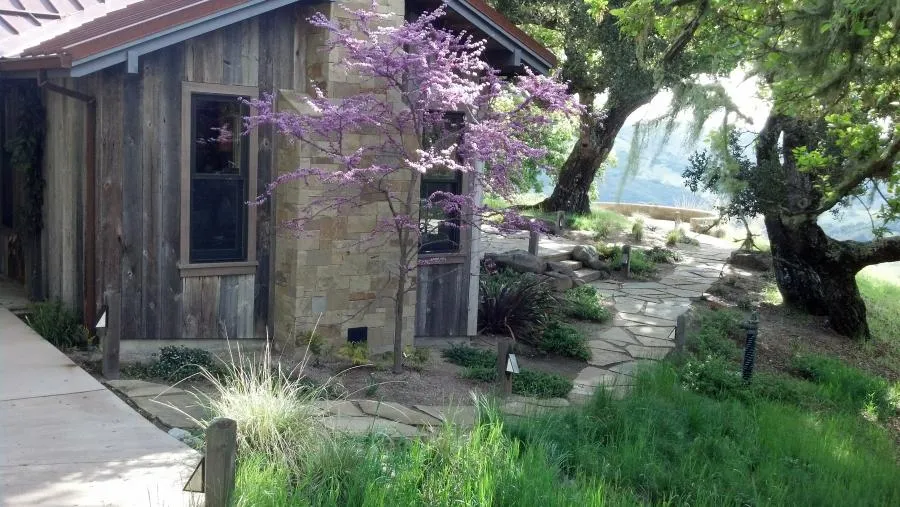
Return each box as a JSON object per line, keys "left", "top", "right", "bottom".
{"left": 706, "top": 260, "right": 899, "bottom": 382}
{"left": 295, "top": 335, "right": 589, "bottom": 406}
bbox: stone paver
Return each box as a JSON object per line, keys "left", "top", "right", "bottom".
{"left": 567, "top": 235, "right": 731, "bottom": 402}
{"left": 414, "top": 405, "right": 477, "bottom": 427}
{"left": 357, "top": 400, "right": 442, "bottom": 426}
{"left": 321, "top": 416, "right": 421, "bottom": 437}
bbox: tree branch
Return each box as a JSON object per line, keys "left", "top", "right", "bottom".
{"left": 845, "top": 235, "right": 900, "bottom": 271}
{"left": 813, "top": 135, "right": 900, "bottom": 215}
{"left": 660, "top": 0, "right": 709, "bottom": 71}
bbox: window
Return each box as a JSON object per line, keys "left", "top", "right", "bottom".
{"left": 180, "top": 83, "right": 258, "bottom": 274}
{"left": 419, "top": 112, "right": 465, "bottom": 254}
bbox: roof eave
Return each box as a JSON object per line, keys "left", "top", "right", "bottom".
{"left": 0, "top": 54, "right": 72, "bottom": 73}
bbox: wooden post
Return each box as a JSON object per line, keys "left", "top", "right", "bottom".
{"left": 622, "top": 244, "right": 632, "bottom": 279}
{"left": 205, "top": 418, "right": 237, "bottom": 507}
{"left": 528, "top": 229, "right": 539, "bottom": 256}
{"left": 102, "top": 292, "right": 120, "bottom": 379}
{"left": 496, "top": 337, "right": 513, "bottom": 397}
{"left": 674, "top": 314, "right": 687, "bottom": 353}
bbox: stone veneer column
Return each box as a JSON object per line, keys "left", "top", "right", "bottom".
{"left": 273, "top": 0, "right": 413, "bottom": 356}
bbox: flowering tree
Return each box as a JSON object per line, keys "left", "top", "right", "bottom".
{"left": 247, "top": 2, "right": 579, "bottom": 372}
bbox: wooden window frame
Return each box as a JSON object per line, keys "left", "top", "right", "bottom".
{"left": 179, "top": 82, "right": 259, "bottom": 278}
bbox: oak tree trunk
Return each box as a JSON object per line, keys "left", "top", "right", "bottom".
{"left": 765, "top": 214, "right": 870, "bottom": 338}
{"left": 540, "top": 100, "right": 646, "bottom": 214}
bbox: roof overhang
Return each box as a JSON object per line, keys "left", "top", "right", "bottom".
{"left": 0, "top": 0, "right": 555, "bottom": 78}
{"left": 67, "top": 0, "right": 305, "bottom": 77}
{"left": 444, "top": 0, "right": 554, "bottom": 74}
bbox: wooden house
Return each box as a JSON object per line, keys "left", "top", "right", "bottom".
{"left": 0, "top": 0, "right": 555, "bottom": 353}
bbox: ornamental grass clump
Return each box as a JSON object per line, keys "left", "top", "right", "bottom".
{"left": 189, "top": 342, "right": 336, "bottom": 472}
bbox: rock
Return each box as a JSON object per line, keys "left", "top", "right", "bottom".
{"left": 168, "top": 428, "right": 192, "bottom": 441}
{"left": 543, "top": 271, "right": 574, "bottom": 291}
{"left": 729, "top": 251, "right": 771, "bottom": 271}
{"left": 571, "top": 245, "right": 600, "bottom": 265}
{"left": 486, "top": 249, "right": 547, "bottom": 274}
{"left": 546, "top": 261, "right": 576, "bottom": 276}
{"left": 356, "top": 400, "right": 442, "bottom": 426}
{"left": 585, "top": 259, "right": 611, "bottom": 271}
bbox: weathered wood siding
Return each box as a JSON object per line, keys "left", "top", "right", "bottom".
{"left": 415, "top": 260, "right": 469, "bottom": 337}
{"left": 38, "top": 5, "right": 306, "bottom": 339}
{"left": 182, "top": 274, "right": 254, "bottom": 338}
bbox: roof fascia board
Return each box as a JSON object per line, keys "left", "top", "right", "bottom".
{"left": 68, "top": 0, "right": 308, "bottom": 77}
{"left": 444, "top": 0, "right": 551, "bottom": 74}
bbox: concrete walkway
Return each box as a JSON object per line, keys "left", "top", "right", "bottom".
{"left": 570, "top": 236, "right": 733, "bottom": 399}
{"left": 0, "top": 309, "right": 201, "bottom": 507}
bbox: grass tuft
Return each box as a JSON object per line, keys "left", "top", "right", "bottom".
{"left": 562, "top": 285, "right": 611, "bottom": 322}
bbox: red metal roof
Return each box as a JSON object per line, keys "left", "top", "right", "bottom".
{"left": 0, "top": 0, "right": 142, "bottom": 58}
{"left": 0, "top": 0, "right": 556, "bottom": 72}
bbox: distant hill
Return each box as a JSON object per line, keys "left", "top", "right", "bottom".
{"left": 540, "top": 123, "right": 898, "bottom": 242}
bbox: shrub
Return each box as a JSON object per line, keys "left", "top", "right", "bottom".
{"left": 190, "top": 342, "right": 333, "bottom": 472}
{"left": 442, "top": 344, "right": 495, "bottom": 369}
{"left": 644, "top": 246, "right": 681, "bottom": 264}
{"left": 26, "top": 300, "right": 91, "bottom": 348}
{"left": 607, "top": 247, "right": 658, "bottom": 278}
{"left": 538, "top": 322, "right": 590, "bottom": 361}
{"left": 512, "top": 370, "right": 573, "bottom": 398}
{"left": 631, "top": 218, "right": 644, "bottom": 243}
{"left": 666, "top": 227, "right": 700, "bottom": 246}
{"left": 478, "top": 270, "right": 559, "bottom": 342}
{"left": 336, "top": 342, "right": 368, "bottom": 366}
{"left": 294, "top": 329, "right": 324, "bottom": 356}
{"left": 443, "top": 345, "right": 574, "bottom": 398}
{"left": 149, "top": 345, "right": 221, "bottom": 381}
{"left": 562, "top": 285, "right": 611, "bottom": 322}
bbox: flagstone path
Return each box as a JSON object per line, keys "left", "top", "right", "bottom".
{"left": 568, "top": 236, "right": 733, "bottom": 401}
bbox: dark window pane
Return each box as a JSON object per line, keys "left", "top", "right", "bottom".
{"left": 419, "top": 111, "right": 464, "bottom": 254}
{"left": 189, "top": 94, "right": 250, "bottom": 263}
{"left": 192, "top": 96, "right": 247, "bottom": 176}
{"left": 190, "top": 178, "right": 246, "bottom": 262}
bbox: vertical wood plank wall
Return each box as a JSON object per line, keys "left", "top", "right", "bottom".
{"left": 415, "top": 261, "right": 469, "bottom": 337}
{"left": 39, "top": 6, "right": 304, "bottom": 340}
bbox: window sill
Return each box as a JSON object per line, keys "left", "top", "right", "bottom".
{"left": 417, "top": 253, "right": 466, "bottom": 265}
{"left": 179, "top": 261, "right": 258, "bottom": 278}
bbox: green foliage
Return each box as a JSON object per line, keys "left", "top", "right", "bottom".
{"left": 442, "top": 344, "right": 496, "bottom": 369}
{"left": 478, "top": 270, "right": 559, "bottom": 342}
{"left": 336, "top": 342, "right": 369, "bottom": 366}
{"left": 538, "top": 322, "right": 590, "bottom": 361}
{"left": 858, "top": 273, "right": 900, "bottom": 344}
{"left": 644, "top": 246, "right": 681, "bottom": 264}
{"left": 561, "top": 285, "right": 611, "bottom": 322}
{"left": 567, "top": 209, "right": 629, "bottom": 237}
{"left": 665, "top": 226, "right": 699, "bottom": 247}
{"left": 26, "top": 301, "right": 91, "bottom": 349}
{"left": 630, "top": 218, "right": 644, "bottom": 242}
{"left": 791, "top": 354, "right": 896, "bottom": 420}
{"left": 402, "top": 345, "right": 431, "bottom": 371}
{"left": 604, "top": 246, "right": 658, "bottom": 278}
{"left": 513, "top": 370, "right": 573, "bottom": 398}
{"left": 294, "top": 329, "right": 324, "bottom": 356}
{"left": 149, "top": 346, "right": 221, "bottom": 381}
{"left": 442, "top": 345, "right": 573, "bottom": 398}
{"left": 685, "top": 309, "right": 743, "bottom": 361}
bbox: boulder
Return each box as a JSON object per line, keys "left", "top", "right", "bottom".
{"left": 546, "top": 261, "right": 576, "bottom": 277}
{"left": 729, "top": 251, "right": 771, "bottom": 271}
{"left": 571, "top": 245, "right": 600, "bottom": 265}
{"left": 584, "top": 258, "right": 611, "bottom": 271}
{"left": 543, "top": 271, "right": 575, "bottom": 291}
{"left": 485, "top": 249, "right": 547, "bottom": 274}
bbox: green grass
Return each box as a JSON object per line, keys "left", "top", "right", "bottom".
{"left": 858, "top": 273, "right": 900, "bottom": 344}
{"left": 25, "top": 300, "right": 91, "bottom": 348}
{"left": 604, "top": 246, "right": 658, "bottom": 278}
{"left": 232, "top": 307, "right": 900, "bottom": 506}
{"left": 568, "top": 209, "right": 630, "bottom": 237}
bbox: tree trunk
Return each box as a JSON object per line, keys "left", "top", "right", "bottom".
{"left": 540, "top": 100, "right": 647, "bottom": 214}
{"left": 765, "top": 214, "right": 870, "bottom": 338}
{"left": 392, "top": 269, "right": 406, "bottom": 374}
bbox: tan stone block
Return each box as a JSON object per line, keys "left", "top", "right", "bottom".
{"left": 347, "top": 214, "right": 377, "bottom": 234}
{"left": 307, "top": 250, "right": 333, "bottom": 266}
{"left": 349, "top": 291, "right": 377, "bottom": 302}
{"left": 326, "top": 289, "right": 349, "bottom": 311}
